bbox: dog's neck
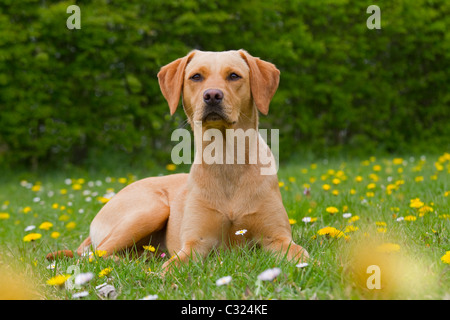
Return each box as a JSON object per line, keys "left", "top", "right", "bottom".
{"left": 192, "top": 105, "right": 261, "bottom": 169}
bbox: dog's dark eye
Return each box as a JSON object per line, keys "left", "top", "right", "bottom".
{"left": 190, "top": 73, "right": 203, "bottom": 82}
{"left": 228, "top": 73, "right": 241, "bottom": 81}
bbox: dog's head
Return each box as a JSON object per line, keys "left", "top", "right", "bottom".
{"left": 157, "top": 50, "right": 280, "bottom": 129}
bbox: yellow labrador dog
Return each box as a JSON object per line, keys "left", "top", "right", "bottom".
{"left": 47, "top": 50, "right": 308, "bottom": 270}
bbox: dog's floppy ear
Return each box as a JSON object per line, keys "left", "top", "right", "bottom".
{"left": 157, "top": 51, "right": 196, "bottom": 115}
{"left": 238, "top": 50, "right": 280, "bottom": 115}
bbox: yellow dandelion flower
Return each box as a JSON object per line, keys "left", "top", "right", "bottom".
{"left": 0, "top": 213, "right": 10, "bottom": 220}
{"left": 288, "top": 177, "right": 296, "bottom": 183}
{"left": 60, "top": 189, "right": 67, "bottom": 195}
{"left": 72, "top": 184, "right": 82, "bottom": 190}
{"left": 66, "top": 222, "right": 76, "bottom": 230}
{"left": 414, "top": 176, "right": 424, "bottom": 182}
{"left": 344, "top": 225, "right": 359, "bottom": 233}
{"left": 410, "top": 198, "right": 424, "bottom": 208}
{"left": 31, "top": 185, "right": 41, "bottom": 192}
{"left": 372, "top": 165, "right": 381, "bottom": 172}
{"left": 46, "top": 274, "right": 71, "bottom": 286}
{"left": 59, "top": 214, "right": 70, "bottom": 222}
{"left": 39, "top": 222, "right": 53, "bottom": 230}
{"left": 404, "top": 215, "right": 417, "bottom": 222}
{"left": 23, "top": 233, "right": 42, "bottom": 242}
{"left": 326, "top": 207, "right": 339, "bottom": 215}
{"left": 322, "top": 184, "right": 331, "bottom": 191}
{"left": 23, "top": 206, "right": 32, "bottom": 214}
{"left": 332, "top": 190, "right": 339, "bottom": 196}
{"left": 50, "top": 231, "right": 60, "bottom": 239}
{"left": 317, "top": 226, "right": 345, "bottom": 238}
{"left": 418, "top": 205, "right": 433, "bottom": 216}
{"left": 97, "top": 196, "right": 110, "bottom": 204}
{"left": 441, "top": 251, "right": 450, "bottom": 264}
{"left": 355, "top": 176, "right": 363, "bottom": 182}
{"left": 278, "top": 181, "right": 284, "bottom": 187}
{"left": 99, "top": 267, "right": 113, "bottom": 278}
{"left": 166, "top": 164, "right": 177, "bottom": 171}
{"left": 349, "top": 215, "right": 360, "bottom": 223}
{"left": 377, "top": 227, "right": 387, "bottom": 233}
{"left": 143, "top": 245, "right": 156, "bottom": 252}
{"left": 332, "top": 178, "right": 341, "bottom": 185}
{"left": 366, "top": 192, "right": 375, "bottom": 197}
{"left": 95, "top": 250, "right": 107, "bottom": 257}
{"left": 393, "top": 158, "right": 403, "bottom": 165}
{"left": 118, "top": 177, "right": 127, "bottom": 184}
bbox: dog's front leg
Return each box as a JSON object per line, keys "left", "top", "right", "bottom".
{"left": 162, "top": 206, "right": 228, "bottom": 273}
{"left": 262, "top": 236, "right": 309, "bottom": 263}
{"left": 252, "top": 205, "right": 309, "bottom": 263}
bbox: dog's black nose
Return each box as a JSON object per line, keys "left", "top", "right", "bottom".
{"left": 203, "top": 89, "right": 224, "bottom": 106}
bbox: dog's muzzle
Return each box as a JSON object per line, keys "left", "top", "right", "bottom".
{"left": 202, "top": 109, "right": 227, "bottom": 122}
{"left": 202, "top": 88, "right": 229, "bottom": 122}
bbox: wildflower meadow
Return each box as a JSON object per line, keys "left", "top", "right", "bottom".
{"left": 1, "top": 0, "right": 449, "bottom": 304}
{"left": 0, "top": 153, "right": 448, "bottom": 300}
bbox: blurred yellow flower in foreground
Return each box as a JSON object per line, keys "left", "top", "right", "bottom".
{"left": 441, "top": 251, "right": 450, "bottom": 264}
{"left": 376, "top": 243, "right": 400, "bottom": 253}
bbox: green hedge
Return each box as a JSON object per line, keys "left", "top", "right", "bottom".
{"left": 1, "top": 0, "right": 449, "bottom": 169}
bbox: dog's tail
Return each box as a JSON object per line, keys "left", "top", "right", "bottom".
{"left": 46, "top": 250, "right": 75, "bottom": 261}
{"left": 46, "top": 236, "right": 91, "bottom": 261}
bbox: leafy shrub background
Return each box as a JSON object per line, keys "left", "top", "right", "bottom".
{"left": 0, "top": 0, "right": 449, "bottom": 170}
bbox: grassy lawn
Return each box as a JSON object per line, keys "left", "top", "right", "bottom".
{"left": 0, "top": 153, "right": 449, "bottom": 300}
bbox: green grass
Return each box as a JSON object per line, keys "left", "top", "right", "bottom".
{"left": 0, "top": 153, "right": 449, "bottom": 300}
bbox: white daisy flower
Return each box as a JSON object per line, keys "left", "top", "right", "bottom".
{"left": 257, "top": 267, "right": 281, "bottom": 281}
{"left": 75, "top": 272, "right": 94, "bottom": 286}
{"left": 235, "top": 229, "right": 247, "bottom": 236}
{"left": 342, "top": 213, "right": 352, "bottom": 219}
{"left": 24, "top": 225, "right": 36, "bottom": 232}
{"left": 296, "top": 263, "right": 309, "bottom": 268}
{"left": 72, "top": 291, "right": 89, "bottom": 299}
{"left": 140, "top": 294, "right": 158, "bottom": 300}
{"left": 215, "top": 276, "right": 232, "bottom": 286}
